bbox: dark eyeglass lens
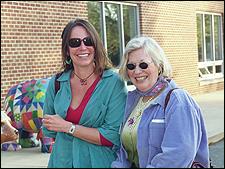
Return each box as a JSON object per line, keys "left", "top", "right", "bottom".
{"left": 68, "top": 37, "right": 93, "bottom": 48}
{"left": 126, "top": 64, "right": 136, "bottom": 70}
{"left": 83, "top": 37, "right": 93, "bottom": 46}
{"left": 69, "top": 38, "right": 81, "bottom": 48}
{"left": 139, "top": 62, "right": 148, "bottom": 69}
{"left": 126, "top": 62, "right": 149, "bottom": 70}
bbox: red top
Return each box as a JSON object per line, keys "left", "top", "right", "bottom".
{"left": 65, "top": 76, "right": 113, "bottom": 147}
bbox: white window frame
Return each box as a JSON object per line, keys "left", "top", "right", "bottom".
{"left": 88, "top": 1, "right": 139, "bottom": 91}
{"left": 196, "top": 12, "right": 224, "bottom": 84}
{"left": 95, "top": 1, "right": 140, "bottom": 66}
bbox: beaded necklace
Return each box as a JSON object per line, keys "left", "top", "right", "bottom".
{"left": 126, "top": 80, "right": 167, "bottom": 130}
{"left": 127, "top": 96, "right": 154, "bottom": 129}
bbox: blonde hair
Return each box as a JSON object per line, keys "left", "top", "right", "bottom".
{"left": 119, "top": 35, "right": 172, "bottom": 81}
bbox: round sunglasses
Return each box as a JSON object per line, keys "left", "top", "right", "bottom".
{"left": 68, "top": 37, "right": 93, "bottom": 48}
{"left": 126, "top": 61, "right": 152, "bottom": 70}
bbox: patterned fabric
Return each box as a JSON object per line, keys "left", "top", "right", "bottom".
{"left": 37, "top": 129, "right": 55, "bottom": 153}
{"left": 135, "top": 75, "right": 168, "bottom": 97}
{"left": 1, "top": 142, "right": 22, "bottom": 151}
{"left": 4, "top": 78, "right": 50, "bottom": 133}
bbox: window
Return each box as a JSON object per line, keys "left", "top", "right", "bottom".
{"left": 196, "top": 13, "right": 224, "bottom": 82}
{"left": 88, "top": 1, "right": 139, "bottom": 67}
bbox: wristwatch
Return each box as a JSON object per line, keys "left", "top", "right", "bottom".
{"left": 68, "top": 123, "right": 76, "bottom": 135}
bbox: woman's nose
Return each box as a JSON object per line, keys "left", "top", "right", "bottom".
{"left": 79, "top": 41, "right": 87, "bottom": 50}
{"left": 133, "top": 67, "right": 142, "bottom": 74}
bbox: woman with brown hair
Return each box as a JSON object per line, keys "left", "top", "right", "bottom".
{"left": 42, "top": 18, "right": 127, "bottom": 168}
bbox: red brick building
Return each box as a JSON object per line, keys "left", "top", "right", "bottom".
{"left": 1, "top": 1, "right": 224, "bottom": 108}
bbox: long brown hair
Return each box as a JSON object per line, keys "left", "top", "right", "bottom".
{"left": 61, "top": 18, "right": 112, "bottom": 74}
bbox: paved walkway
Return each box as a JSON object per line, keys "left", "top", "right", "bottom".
{"left": 193, "top": 90, "right": 224, "bottom": 144}
{"left": 1, "top": 147, "right": 49, "bottom": 168}
{"left": 1, "top": 90, "right": 224, "bottom": 168}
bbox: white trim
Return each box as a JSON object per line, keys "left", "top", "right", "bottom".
{"left": 196, "top": 11, "right": 222, "bottom": 16}
{"left": 120, "top": 4, "right": 125, "bottom": 57}
{"left": 119, "top": 3, "right": 124, "bottom": 67}
{"left": 199, "top": 77, "right": 224, "bottom": 86}
{"left": 89, "top": 1, "right": 139, "bottom": 67}
{"left": 101, "top": 1, "right": 107, "bottom": 50}
{"left": 212, "top": 15, "right": 215, "bottom": 77}
{"left": 203, "top": 14, "right": 206, "bottom": 62}
{"left": 197, "top": 12, "right": 224, "bottom": 81}
{"left": 136, "top": 5, "right": 140, "bottom": 35}
{"left": 198, "top": 60, "right": 223, "bottom": 67}
{"left": 99, "top": 1, "right": 138, "bottom": 6}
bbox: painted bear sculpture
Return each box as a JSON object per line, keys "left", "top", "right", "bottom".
{"left": 2, "top": 77, "right": 54, "bottom": 153}
{"left": 1, "top": 110, "right": 22, "bottom": 151}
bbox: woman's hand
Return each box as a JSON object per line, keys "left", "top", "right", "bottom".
{"left": 42, "top": 114, "right": 71, "bottom": 133}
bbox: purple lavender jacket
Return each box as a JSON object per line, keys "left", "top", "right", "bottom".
{"left": 111, "top": 79, "right": 209, "bottom": 168}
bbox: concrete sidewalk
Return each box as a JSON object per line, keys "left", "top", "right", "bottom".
{"left": 1, "top": 90, "right": 224, "bottom": 168}
{"left": 193, "top": 90, "right": 224, "bottom": 144}
{"left": 1, "top": 147, "right": 49, "bottom": 168}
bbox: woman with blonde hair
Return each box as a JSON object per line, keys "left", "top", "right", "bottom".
{"left": 112, "top": 36, "right": 209, "bottom": 168}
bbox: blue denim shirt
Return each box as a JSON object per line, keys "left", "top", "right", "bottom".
{"left": 112, "top": 79, "right": 209, "bottom": 168}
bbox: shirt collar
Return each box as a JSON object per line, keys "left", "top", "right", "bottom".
{"left": 56, "top": 68, "right": 115, "bottom": 82}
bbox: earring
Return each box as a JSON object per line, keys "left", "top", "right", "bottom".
{"left": 66, "top": 58, "right": 72, "bottom": 65}
{"left": 93, "top": 57, "right": 96, "bottom": 65}
{"left": 158, "top": 64, "right": 163, "bottom": 75}
{"left": 158, "top": 67, "right": 162, "bottom": 75}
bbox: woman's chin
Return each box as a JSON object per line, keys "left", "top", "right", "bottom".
{"left": 136, "top": 85, "right": 150, "bottom": 92}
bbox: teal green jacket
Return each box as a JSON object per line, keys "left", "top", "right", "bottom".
{"left": 42, "top": 69, "right": 127, "bottom": 168}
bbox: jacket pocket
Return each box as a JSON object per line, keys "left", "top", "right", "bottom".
{"left": 149, "top": 120, "right": 165, "bottom": 148}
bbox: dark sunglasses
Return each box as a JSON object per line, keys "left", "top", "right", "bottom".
{"left": 68, "top": 37, "right": 93, "bottom": 48}
{"left": 126, "top": 62, "right": 152, "bottom": 70}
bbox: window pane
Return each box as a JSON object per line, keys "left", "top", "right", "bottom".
{"left": 207, "top": 66, "right": 213, "bottom": 74}
{"left": 214, "top": 15, "right": 222, "bottom": 60}
{"left": 200, "top": 68, "right": 209, "bottom": 75}
{"left": 87, "top": 2, "right": 103, "bottom": 39}
{"left": 215, "top": 65, "right": 221, "bottom": 73}
{"left": 205, "top": 14, "right": 213, "bottom": 61}
{"left": 105, "top": 3, "right": 121, "bottom": 67}
{"left": 197, "top": 14, "right": 204, "bottom": 62}
{"left": 123, "top": 5, "right": 138, "bottom": 45}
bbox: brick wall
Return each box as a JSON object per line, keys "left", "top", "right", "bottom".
{"left": 1, "top": 1, "right": 88, "bottom": 108}
{"left": 139, "top": 1, "right": 224, "bottom": 95}
{"left": 1, "top": 1, "right": 224, "bottom": 109}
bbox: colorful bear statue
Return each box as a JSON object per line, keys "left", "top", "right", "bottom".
{"left": 2, "top": 78, "right": 54, "bottom": 153}
{"left": 1, "top": 110, "right": 21, "bottom": 151}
